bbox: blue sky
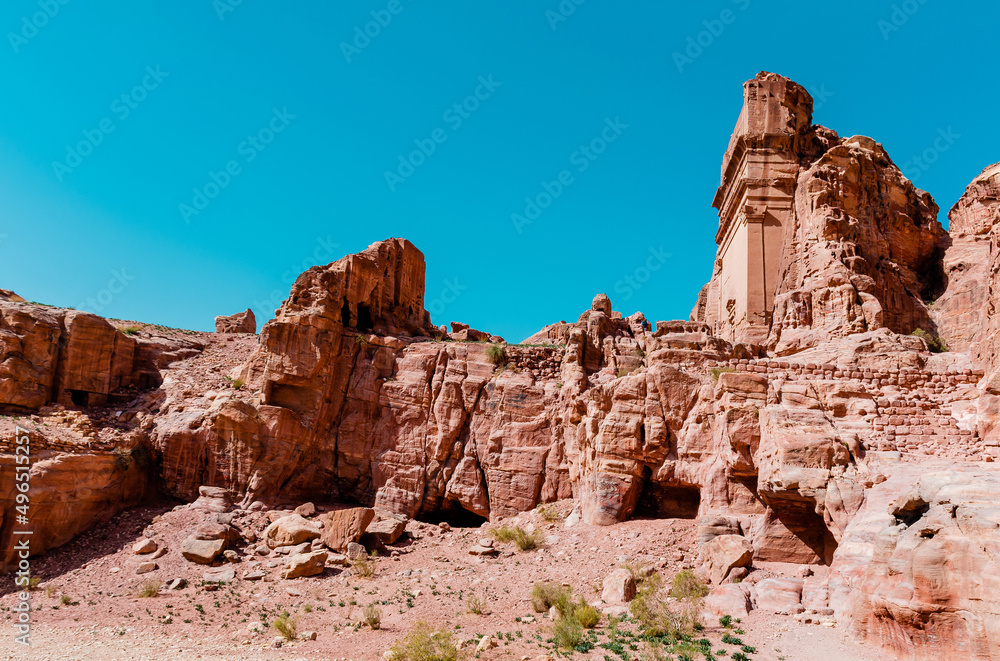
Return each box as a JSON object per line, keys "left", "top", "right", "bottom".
{"left": 1, "top": 1, "right": 997, "bottom": 341}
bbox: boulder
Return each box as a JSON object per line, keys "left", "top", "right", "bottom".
{"left": 135, "top": 561, "right": 158, "bottom": 575}
{"left": 283, "top": 550, "right": 328, "bottom": 579}
{"left": 702, "top": 535, "right": 753, "bottom": 585}
{"left": 294, "top": 502, "right": 316, "bottom": 517}
{"left": 263, "top": 514, "right": 321, "bottom": 549}
{"left": 215, "top": 309, "right": 256, "bottom": 334}
{"left": 601, "top": 568, "right": 637, "bottom": 604}
{"left": 318, "top": 508, "right": 374, "bottom": 552}
{"left": 191, "top": 486, "right": 233, "bottom": 513}
{"left": 133, "top": 538, "right": 157, "bottom": 555}
{"left": 704, "top": 583, "right": 753, "bottom": 617}
{"left": 753, "top": 577, "right": 804, "bottom": 614}
{"left": 181, "top": 538, "right": 225, "bottom": 565}
{"left": 366, "top": 518, "right": 406, "bottom": 545}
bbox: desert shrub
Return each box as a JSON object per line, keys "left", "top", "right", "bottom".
{"left": 388, "top": 621, "right": 458, "bottom": 661}
{"left": 466, "top": 592, "right": 486, "bottom": 615}
{"left": 137, "top": 579, "right": 162, "bottom": 598}
{"left": 272, "top": 614, "right": 298, "bottom": 641}
{"left": 486, "top": 344, "right": 507, "bottom": 367}
{"left": 551, "top": 612, "right": 583, "bottom": 651}
{"left": 489, "top": 525, "right": 519, "bottom": 543}
{"left": 531, "top": 582, "right": 572, "bottom": 614}
{"left": 670, "top": 569, "right": 709, "bottom": 600}
{"left": 363, "top": 603, "right": 381, "bottom": 630}
{"left": 489, "top": 525, "right": 543, "bottom": 551}
{"left": 535, "top": 503, "right": 561, "bottom": 522}
{"left": 352, "top": 552, "right": 377, "bottom": 578}
{"left": 719, "top": 614, "right": 732, "bottom": 628}
{"left": 113, "top": 447, "right": 132, "bottom": 470}
{"left": 709, "top": 367, "right": 736, "bottom": 383}
{"left": 513, "top": 527, "right": 544, "bottom": 551}
{"left": 573, "top": 599, "right": 600, "bottom": 629}
{"left": 59, "top": 594, "right": 73, "bottom": 606}
{"left": 629, "top": 572, "right": 701, "bottom": 638}
{"left": 911, "top": 328, "right": 949, "bottom": 353}
{"left": 121, "top": 326, "right": 141, "bottom": 336}
{"left": 230, "top": 377, "right": 245, "bottom": 389}
{"left": 45, "top": 585, "right": 56, "bottom": 598}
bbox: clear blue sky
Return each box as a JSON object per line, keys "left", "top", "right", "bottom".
{"left": 1, "top": 1, "right": 997, "bottom": 341}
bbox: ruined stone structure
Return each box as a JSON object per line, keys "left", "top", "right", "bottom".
{"left": 699, "top": 73, "right": 813, "bottom": 345}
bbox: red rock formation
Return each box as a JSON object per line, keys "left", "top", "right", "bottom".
{"left": 3, "top": 73, "right": 1000, "bottom": 661}
{"left": 215, "top": 308, "right": 256, "bottom": 334}
{"left": 695, "top": 72, "right": 946, "bottom": 355}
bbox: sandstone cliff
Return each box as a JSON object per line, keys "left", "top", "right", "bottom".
{"left": 2, "top": 73, "right": 999, "bottom": 660}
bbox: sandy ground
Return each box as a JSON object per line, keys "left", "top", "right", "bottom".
{"left": 0, "top": 500, "right": 887, "bottom": 661}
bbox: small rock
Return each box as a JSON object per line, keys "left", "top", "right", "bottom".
{"left": 243, "top": 570, "right": 267, "bottom": 581}
{"left": 224, "top": 550, "right": 240, "bottom": 563}
{"left": 271, "top": 636, "right": 284, "bottom": 648}
{"left": 477, "top": 636, "right": 497, "bottom": 652}
{"left": 165, "top": 578, "right": 187, "bottom": 590}
{"left": 203, "top": 566, "right": 236, "bottom": 583}
{"left": 299, "top": 630, "right": 317, "bottom": 641}
{"left": 294, "top": 502, "right": 316, "bottom": 518}
{"left": 151, "top": 547, "right": 168, "bottom": 560}
{"left": 136, "top": 562, "right": 158, "bottom": 575}
{"left": 133, "top": 539, "right": 157, "bottom": 555}
{"left": 439, "top": 522, "right": 452, "bottom": 532}
{"left": 346, "top": 542, "right": 366, "bottom": 560}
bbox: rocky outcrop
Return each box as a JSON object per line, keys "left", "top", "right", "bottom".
{"left": 694, "top": 72, "right": 947, "bottom": 355}
{"left": 818, "top": 463, "right": 1000, "bottom": 660}
{"left": 931, "top": 164, "right": 999, "bottom": 355}
{"left": 215, "top": 309, "right": 256, "bottom": 334}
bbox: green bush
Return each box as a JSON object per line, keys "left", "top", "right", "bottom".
{"left": 629, "top": 572, "right": 701, "bottom": 638}
{"left": 573, "top": 600, "right": 600, "bottom": 628}
{"left": 670, "top": 569, "right": 709, "bottom": 600}
{"left": 272, "top": 614, "right": 298, "bottom": 641}
{"left": 530, "top": 582, "right": 572, "bottom": 614}
{"left": 388, "top": 621, "right": 458, "bottom": 661}
{"left": 486, "top": 344, "right": 507, "bottom": 367}
{"left": 551, "top": 613, "right": 583, "bottom": 651}
{"left": 911, "top": 328, "right": 949, "bottom": 353}
{"left": 710, "top": 367, "right": 736, "bottom": 383}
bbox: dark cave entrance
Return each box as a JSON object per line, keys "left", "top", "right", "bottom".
{"left": 341, "top": 301, "right": 351, "bottom": 327}
{"left": 635, "top": 472, "right": 701, "bottom": 519}
{"left": 418, "top": 505, "right": 488, "bottom": 529}
{"left": 69, "top": 390, "right": 89, "bottom": 407}
{"left": 356, "top": 304, "right": 374, "bottom": 331}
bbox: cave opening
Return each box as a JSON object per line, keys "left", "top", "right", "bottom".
{"left": 357, "top": 304, "right": 374, "bottom": 331}
{"left": 69, "top": 390, "right": 89, "bottom": 407}
{"left": 635, "top": 475, "right": 701, "bottom": 520}
{"left": 340, "top": 301, "right": 351, "bottom": 327}
{"left": 418, "top": 505, "right": 488, "bottom": 529}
